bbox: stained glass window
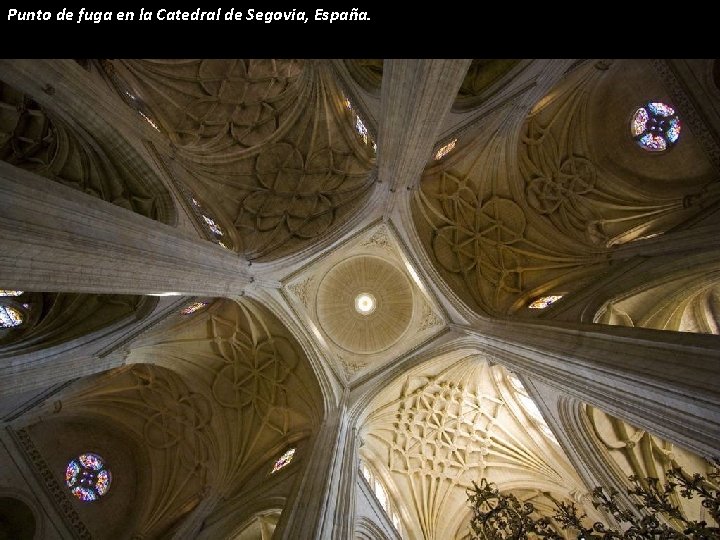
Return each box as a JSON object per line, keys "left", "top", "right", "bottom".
{"left": 271, "top": 448, "right": 295, "bottom": 473}
{"left": 65, "top": 453, "right": 112, "bottom": 502}
{"left": 359, "top": 461, "right": 401, "bottom": 532}
{"left": 0, "top": 306, "right": 23, "bottom": 328}
{"left": 180, "top": 302, "right": 208, "bottom": 315}
{"left": 375, "top": 482, "right": 389, "bottom": 510}
{"left": 631, "top": 101, "right": 681, "bottom": 152}
{"left": 138, "top": 110, "right": 160, "bottom": 132}
{"left": 528, "top": 295, "right": 562, "bottom": 309}
{"left": 361, "top": 463, "right": 373, "bottom": 484}
{"left": 435, "top": 138, "right": 457, "bottom": 160}
{"left": 0, "top": 290, "right": 23, "bottom": 296}
{"left": 344, "top": 96, "right": 376, "bottom": 150}
{"left": 202, "top": 215, "right": 224, "bottom": 237}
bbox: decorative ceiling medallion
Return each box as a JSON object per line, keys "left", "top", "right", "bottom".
{"left": 316, "top": 256, "right": 413, "bottom": 354}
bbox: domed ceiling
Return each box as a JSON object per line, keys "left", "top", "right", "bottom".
{"left": 284, "top": 222, "right": 446, "bottom": 382}
{"left": 316, "top": 256, "right": 413, "bottom": 354}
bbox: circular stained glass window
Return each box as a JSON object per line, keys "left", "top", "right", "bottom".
{"left": 630, "top": 102, "right": 681, "bottom": 152}
{"left": 65, "top": 453, "right": 112, "bottom": 502}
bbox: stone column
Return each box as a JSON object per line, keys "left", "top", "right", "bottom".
{"left": 0, "top": 162, "right": 251, "bottom": 297}
{"left": 378, "top": 59, "right": 471, "bottom": 214}
{"left": 171, "top": 489, "right": 222, "bottom": 540}
{"left": 523, "top": 378, "right": 639, "bottom": 524}
{"left": 274, "top": 402, "right": 353, "bottom": 539}
{"left": 610, "top": 223, "right": 720, "bottom": 261}
{"left": 458, "top": 319, "right": 720, "bottom": 457}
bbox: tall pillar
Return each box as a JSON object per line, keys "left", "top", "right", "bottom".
{"left": 523, "top": 378, "right": 640, "bottom": 524}
{"left": 0, "top": 162, "right": 251, "bottom": 297}
{"left": 610, "top": 223, "right": 720, "bottom": 260}
{"left": 458, "top": 319, "right": 720, "bottom": 457}
{"left": 378, "top": 59, "right": 471, "bottom": 214}
{"left": 274, "top": 402, "right": 353, "bottom": 539}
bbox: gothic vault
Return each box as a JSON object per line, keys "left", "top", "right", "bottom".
{"left": 0, "top": 59, "right": 719, "bottom": 539}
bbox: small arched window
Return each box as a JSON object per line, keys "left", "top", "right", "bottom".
{"left": 528, "top": 295, "right": 562, "bottom": 310}
{"left": 271, "top": 448, "right": 296, "bottom": 474}
{"left": 0, "top": 306, "right": 23, "bottom": 328}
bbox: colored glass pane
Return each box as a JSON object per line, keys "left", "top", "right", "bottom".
{"left": 666, "top": 118, "right": 681, "bottom": 143}
{"left": 435, "top": 138, "right": 457, "bottom": 160}
{"left": 648, "top": 102, "right": 675, "bottom": 116}
{"left": 271, "top": 448, "right": 295, "bottom": 473}
{"left": 202, "top": 215, "right": 223, "bottom": 236}
{"left": 639, "top": 133, "right": 667, "bottom": 152}
{"left": 0, "top": 290, "right": 23, "bottom": 296}
{"left": 631, "top": 101, "right": 681, "bottom": 152}
{"left": 180, "top": 302, "right": 208, "bottom": 315}
{"left": 0, "top": 306, "right": 23, "bottom": 328}
{"left": 66, "top": 453, "right": 111, "bottom": 502}
{"left": 630, "top": 107, "right": 648, "bottom": 137}
{"left": 344, "top": 96, "right": 375, "bottom": 150}
{"left": 528, "top": 295, "right": 562, "bottom": 309}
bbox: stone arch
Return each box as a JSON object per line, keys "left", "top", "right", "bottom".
{"left": 11, "top": 411, "right": 150, "bottom": 540}
{"left": 585, "top": 404, "right": 716, "bottom": 526}
{"left": 592, "top": 259, "right": 720, "bottom": 333}
{"left": 452, "top": 59, "right": 528, "bottom": 111}
{"left": 224, "top": 508, "right": 282, "bottom": 540}
{"left": 354, "top": 516, "right": 392, "bottom": 540}
{"left": 0, "top": 490, "right": 41, "bottom": 540}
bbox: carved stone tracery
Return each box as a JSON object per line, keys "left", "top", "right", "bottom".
{"left": 109, "top": 60, "right": 377, "bottom": 261}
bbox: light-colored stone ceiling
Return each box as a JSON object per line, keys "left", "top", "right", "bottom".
{"left": 359, "top": 354, "right": 589, "bottom": 539}
{"left": 0, "top": 77, "right": 171, "bottom": 223}
{"left": 24, "top": 297, "right": 322, "bottom": 539}
{"left": 596, "top": 273, "right": 720, "bottom": 333}
{"left": 283, "top": 222, "right": 446, "bottom": 383}
{"left": 588, "top": 406, "right": 716, "bottom": 525}
{"left": 316, "top": 255, "right": 413, "bottom": 354}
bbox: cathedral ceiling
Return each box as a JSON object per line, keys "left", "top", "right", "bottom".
{"left": 107, "top": 59, "right": 377, "bottom": 261}
{"left": 0, "top": 292, "right": 155, "bottom": 356}
{"left": 0, "top": 77, "right": 171, "bottom": 223}
{"left": 413, "top": 59, "right": 719, "bottom": 317}
{"left": 283, "top": 222, "right": 446, "bottom": 382}
{"left": 359, "top": 354, "right": 590, "bottom": 539}
{"left": 16, "top": 297, "right": 322, "bottom": 539}
{"left": 0, "top": 75, "right": 174, "bottom": 356}
{"left": 587, "top": 406, "right": 716, "bottom": 526}
{"left": 2, "top": 58, "right": 719, "bottom": 539}
{"left": 343, "top": 59, "right": 524, "bottom": 110}
{"left": 596, "top": 270, "right": 720, "bottom": 333}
